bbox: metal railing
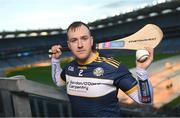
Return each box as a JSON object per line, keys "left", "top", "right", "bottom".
{"left": 0, "top": 75, "right": 72, "bottom": 117}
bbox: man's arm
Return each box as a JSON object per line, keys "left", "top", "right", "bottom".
{"left": 51, "top": 58, "right": 65, "bottom": 86}
{"left": 121, "top": 47, "right": 154, "bottom": 104}
{"left": 127, "top": 68, "right": 153, "bottom": 104}
{"left": 50, "top": 44, "right": 65, "bottom": 87}
{"left": 130, "top": 47, "right": 153, "bottom": 104}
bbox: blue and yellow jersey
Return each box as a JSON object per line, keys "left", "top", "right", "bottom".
{"left": 61, "top": 52, "right": 138, "bottom": 117}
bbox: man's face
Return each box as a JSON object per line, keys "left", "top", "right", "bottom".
{"left": 67, "top": 25, "right": 93, "bottom": 61}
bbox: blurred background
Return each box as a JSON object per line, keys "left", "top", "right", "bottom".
{"left": 0, "top": 0, "right": 179, "bottom": 117}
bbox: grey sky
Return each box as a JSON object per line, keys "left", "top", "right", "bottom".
{"left": 0, "top": 0, "right": 163, "bottom": 31}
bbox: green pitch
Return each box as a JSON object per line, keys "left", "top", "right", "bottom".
{"left": 6, "top": 53, "right": 177, "bottom": 86}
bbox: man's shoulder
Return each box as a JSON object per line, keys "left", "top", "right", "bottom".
{"left": 95, "top": 54, "right": 121, "bottom": 69}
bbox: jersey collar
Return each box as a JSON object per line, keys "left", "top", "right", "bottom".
{"left": 77, "top": 51, "right": 99, "bottom": 65}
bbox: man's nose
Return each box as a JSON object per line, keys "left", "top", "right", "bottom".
{"left": 77, "top": 39, "right": 83, "bottom": 48}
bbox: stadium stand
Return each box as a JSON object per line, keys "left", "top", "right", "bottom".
{"left": 0, "top": 0, "right": 180, "bottom": 74}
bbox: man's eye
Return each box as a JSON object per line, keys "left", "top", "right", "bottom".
{"left": 82, "top": 37, "right": 88, "bottom": 40}
{"left": 70, "top": 39, "right": 77, "bottom": 42}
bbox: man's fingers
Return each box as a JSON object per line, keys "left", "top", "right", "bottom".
{"left": 50, "top": 45, "right": 61, "bottom": 53}
{"left": 57, "top": 48, "right": 60, "bottom": 52}
{"left": 49, "top": 44, "right": 62, "bottom": 58}
{"left": 57, "top": 45, "right": 62, "bottom": 49}
{"left": 48, "top": 52, "right": 61, "bottom": 58}
{"left": 144, "top": 47, "right": 154, "bottom": 61}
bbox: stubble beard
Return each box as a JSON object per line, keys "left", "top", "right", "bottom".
{"left": 75, "top": 50, "right": 92, "bottom": 63}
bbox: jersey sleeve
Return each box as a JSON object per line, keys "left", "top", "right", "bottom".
{"left": 113, "top": 64, "right": 138, "bottom": 92}
{"left": 51, "top": 58, "right": 66, "bottom": 86}
{"left": 113, "top": 64, "right": 153, "bottom": 104}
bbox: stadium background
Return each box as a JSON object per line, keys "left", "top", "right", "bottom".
{"left": 0, "top": 0, "right": 180, "bottom": 117}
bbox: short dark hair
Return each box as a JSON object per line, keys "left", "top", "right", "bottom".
{"left": 67, "top": 21, "right": 91, "bottom": 37}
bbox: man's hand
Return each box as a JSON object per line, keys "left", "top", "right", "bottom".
{"left": 136, "top": 47, "right": 154, "bottom": 70}
{"left": 49, "top": 45, "right": 62, "bottom": 59}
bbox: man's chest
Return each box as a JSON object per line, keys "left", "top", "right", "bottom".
{"left": 65, "top": 64, "right": 117, "bottom": 97}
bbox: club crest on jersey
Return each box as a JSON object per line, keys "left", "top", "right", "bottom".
{"left": 68, "top": 66, "right": 74, "bottom": 72}
{"left": 93, "top": 67, "right": 104, "bottom": 76}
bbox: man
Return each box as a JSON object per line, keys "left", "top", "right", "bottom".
{"left": 50, "top": 21, "right": 153, "bottom": 117}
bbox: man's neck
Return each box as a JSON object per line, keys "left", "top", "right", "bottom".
{"left": 77, "top": 51, "right": 98, "bottom": 65}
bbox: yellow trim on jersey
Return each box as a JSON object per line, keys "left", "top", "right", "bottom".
{"left": 77, "top": 51, "right": 99, "bottom": 65}
{"left": 108, "top": 58, "right": 121, "bottom": 65}
{"left": 77, "top": 52, "right": 121, "bottom": 68}
{"left": 101, "top": 57, "right": 120, "bottom": 68}
{"left": 125, "top": 85, "right": 138, "bottom": 95}
{"left": 95, "top": 56, "right": 103, "bottom": 62}
{"left": 107, "top": 58, "right": 120, "bottom": 67}
{"left": 105, "top": 61, "right": 119, "bottom": 68}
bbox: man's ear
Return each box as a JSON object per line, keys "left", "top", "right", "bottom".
{"left": 90, "top": 36, "right": 94, "bottom": 46}
{"left": 67, "top": 41, "right": 71, "bottom": 49}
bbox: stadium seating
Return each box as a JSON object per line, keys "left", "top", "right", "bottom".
{"left": 0, "top": 0, "right": 179, "bottom": 73}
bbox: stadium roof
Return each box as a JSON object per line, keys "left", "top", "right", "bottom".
{"left": 88, "top": 0, "right": 180, "bottom": 28}
{"left": 0, "top": 0, "right": 179, "bottom": 39}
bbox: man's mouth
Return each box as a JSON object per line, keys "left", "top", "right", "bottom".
{"left": 77, "top": 50, "right": 86, "bottom": 53}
